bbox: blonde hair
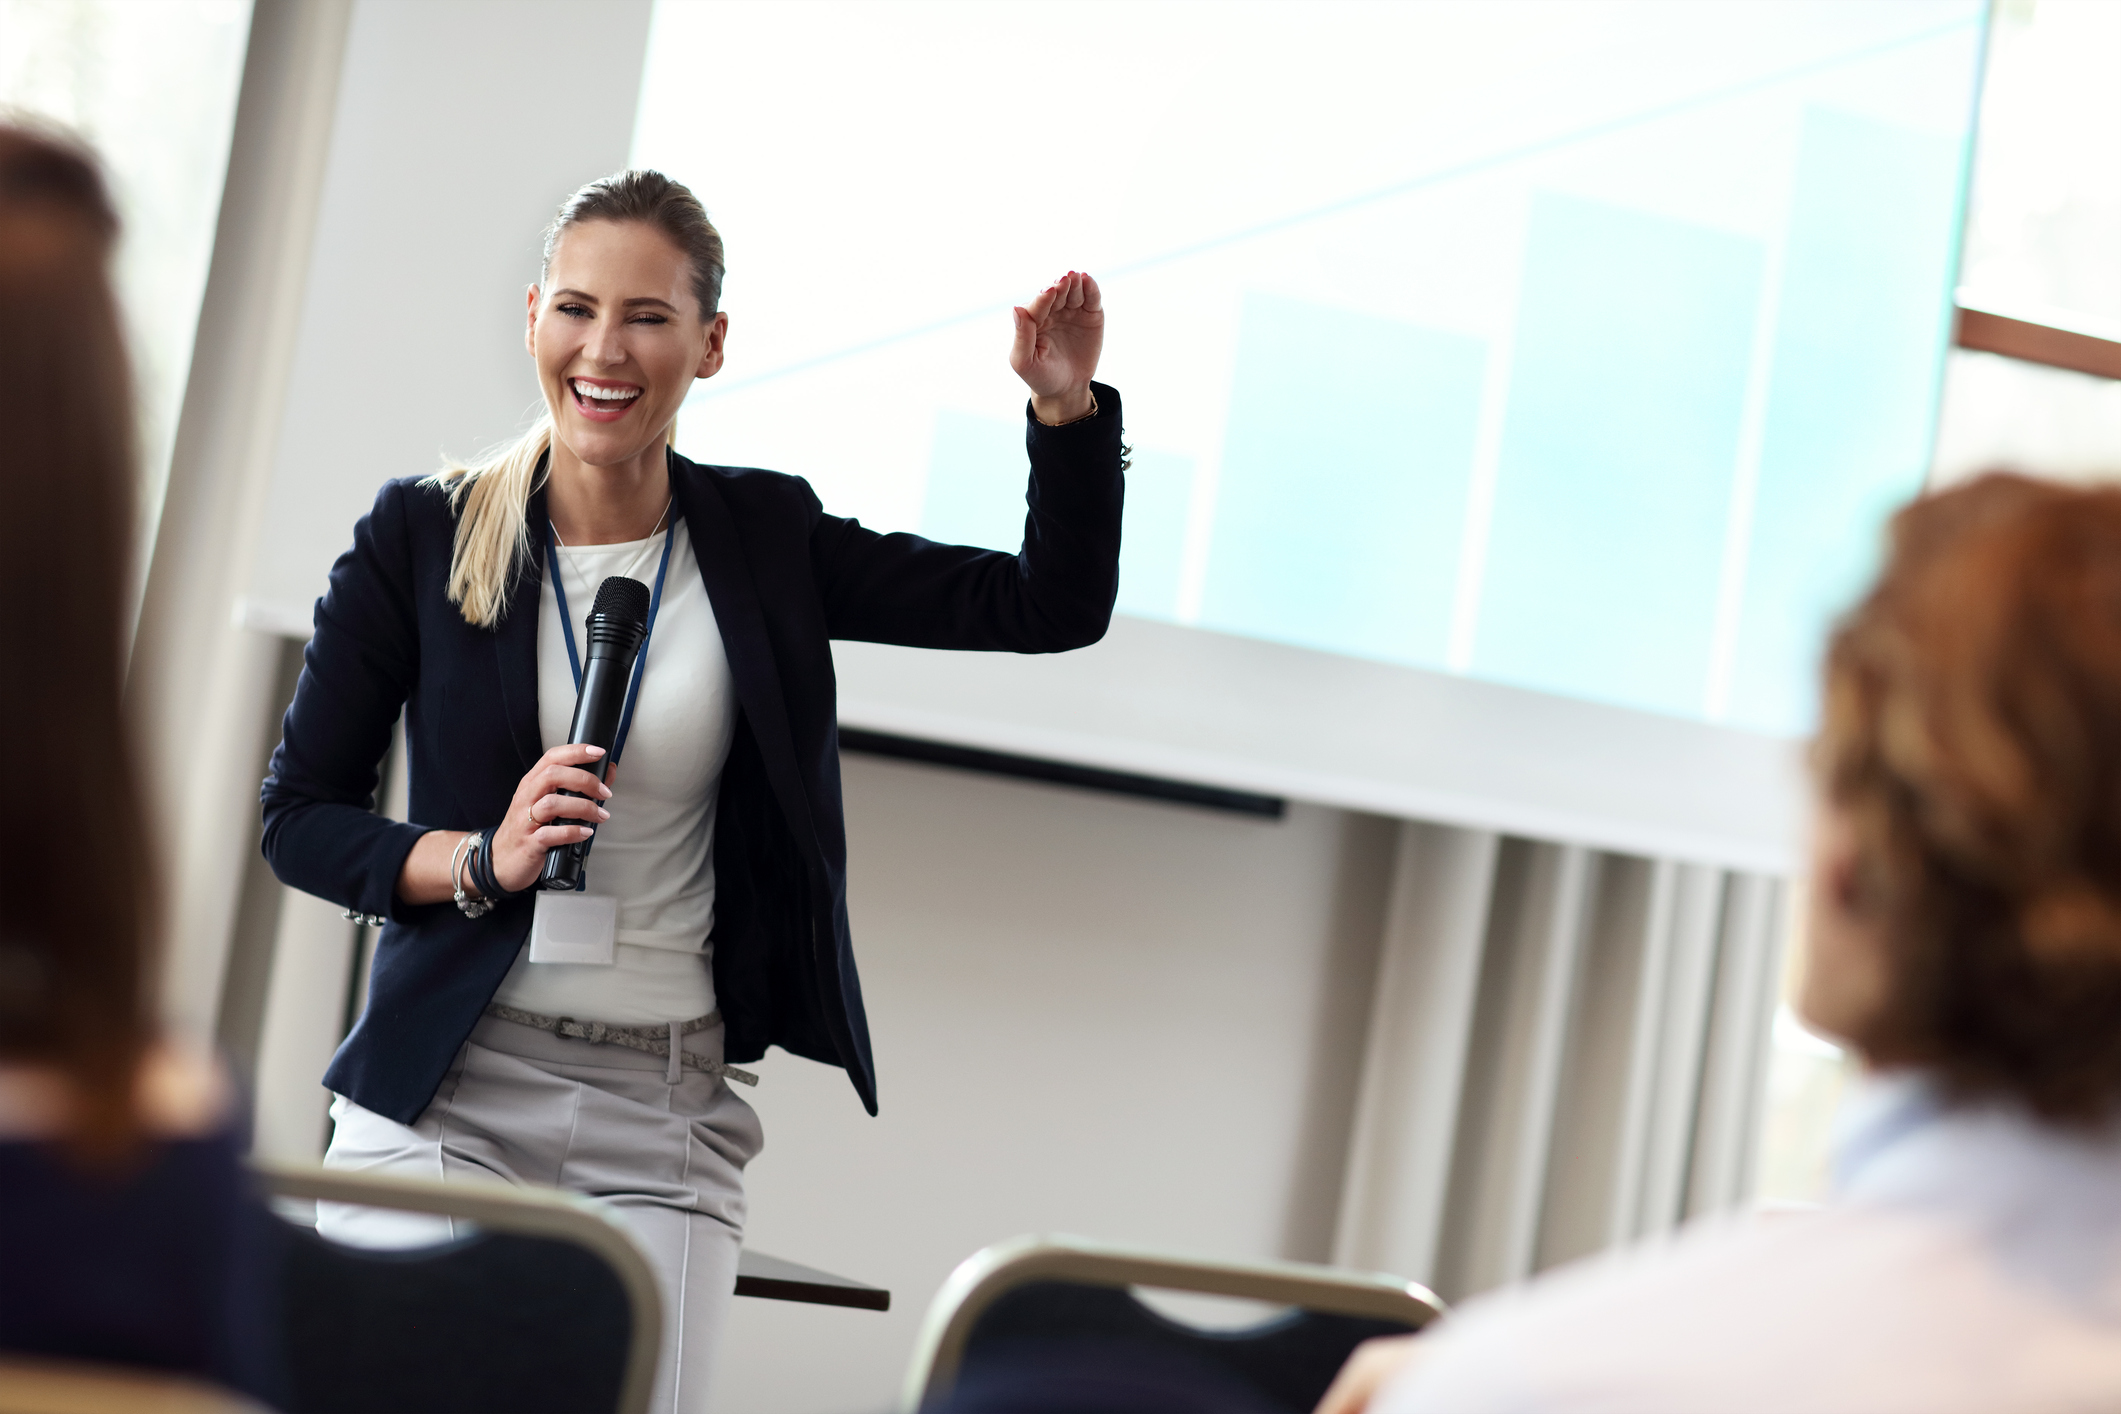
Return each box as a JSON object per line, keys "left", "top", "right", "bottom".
{"left": 428, "top": 169, "right": 724, "bottom": 628}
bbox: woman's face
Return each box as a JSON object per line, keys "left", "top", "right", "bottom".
{"left": 1797, "top": 797, "right": 1897, "bottom": 1054}
{"left": 526, "top": 218, "right": 726, "bottom": 470}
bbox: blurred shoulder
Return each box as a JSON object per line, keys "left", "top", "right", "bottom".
{"left": 1376, "top": 1201, "right": 2108, "bottom": 1414}
{"left": 1374, "top": 1209, "right": 1871, "bottom": 1413}
{"left": 0, "top": 1041, "right": 233, "bottom": 1143}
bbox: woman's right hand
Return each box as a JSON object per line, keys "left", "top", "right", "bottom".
{"left": 483, "top": 743, "right": 614, "bottom": 894}
{"left": 391, "top": 744, "right": 614, "bottom": 906}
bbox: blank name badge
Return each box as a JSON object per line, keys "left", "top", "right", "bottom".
{"left": 529, "top": 891, "right": 618, "bottom": 965}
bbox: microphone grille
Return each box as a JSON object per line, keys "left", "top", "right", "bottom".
{"left": 589, "top": 575, "right": 652, "bottom": 628}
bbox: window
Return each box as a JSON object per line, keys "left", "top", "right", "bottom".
{"left": 0, "top": 0, "right": 254, "bottom": 572}
{"left": 1935, "top": 0, "right": 2121, "bottom": 486}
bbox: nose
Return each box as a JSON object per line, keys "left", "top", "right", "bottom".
{"left": 584, "top": 312, "right": 627, "bottom": 368}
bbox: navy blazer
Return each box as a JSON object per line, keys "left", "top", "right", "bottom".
{"left": 261, "top": 384, "right": 1124, "bottom": 1124}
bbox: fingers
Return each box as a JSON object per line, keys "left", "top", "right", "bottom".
{"left": 530, "top": 822, "right": 596, "bottom": 847}
{"left": 500, "top": 746, "right": 615, "bottom": 857}
{"left": 1020, "top": 271, "right": 1096, "bottom": 325}
{"left": 554, "top": 765, "right": 612, "bottom": 798}
{"left": 519, "top": 792, "right": 601, "bottom": 853}
{"left": 530, "top": 792, "right": 609, "bottom": 827}
{"left": 1009, "top": 305, "right": 1037, "bottom": 370}
{"left": 1021, "top": 280, "right": 1058, "bottom": 326}
{"left": 527, "top": 761, "right": 611, "bottom": 801}
{"left": 1034, "top": 271, "right": 1082, "bottom": 314}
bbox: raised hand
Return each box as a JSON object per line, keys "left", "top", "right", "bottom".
{"left": 1010, "top": 270, "right": 1104, "bottom": 423}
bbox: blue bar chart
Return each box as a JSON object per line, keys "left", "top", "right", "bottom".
{"left": 646, "top": 1, "right": 1986, "bottom": 740}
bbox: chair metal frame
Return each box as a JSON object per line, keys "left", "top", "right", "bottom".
{"left": 900, "top": 1233, "right": 1444, "bottom": 1411}
{"left": 251, "top": 1160, "right": 663, "bottom": 1414}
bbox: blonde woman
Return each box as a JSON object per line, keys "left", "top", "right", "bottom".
{"left": 261, "top": 169, "right": 1120, "bottom": 1413}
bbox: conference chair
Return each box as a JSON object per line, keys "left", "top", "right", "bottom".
{"left": 0, "top": 1356, "right": 268, "bottom": 1414}
{"left": 252, "top": 1162, "right": 661, "bottom": 1414}
{"left": 902, "top": 1234, "right": 1444, "bottom": 1413}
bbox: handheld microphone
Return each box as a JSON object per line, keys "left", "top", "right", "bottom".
{"left": 538, "top": 574, "right": 651, "bottom": 892}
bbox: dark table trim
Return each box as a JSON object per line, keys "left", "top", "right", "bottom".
{"left": 735, "top": 1250, "right": 891, "bottom": 1312}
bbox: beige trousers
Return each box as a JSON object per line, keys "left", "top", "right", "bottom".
{"left": 317, "top": 1011, "right": 764, "bottom": 1414}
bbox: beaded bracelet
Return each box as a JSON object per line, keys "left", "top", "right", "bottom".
{"left": 451, "top": 831, "right": 494, "bottom": 919}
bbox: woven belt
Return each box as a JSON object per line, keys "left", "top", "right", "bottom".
{"left": 482, "top": 1003, "right": 759, "bottom": 1086}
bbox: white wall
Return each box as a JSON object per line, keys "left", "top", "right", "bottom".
{"left": 709, "top": 753, "right": 1393, "bottom": 1414}
{"left": 239, "top": 0, "right": 652, "bottom": 635}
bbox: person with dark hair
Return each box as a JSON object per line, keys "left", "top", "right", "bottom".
{"left": 1318, "top": 471, "right": 2121, "bottom": 1414}
{"left": 0, "top": 123, "right": 273, "bottom": 1400}
{"left": 260, "top": 168, "right": 1121, "bottom": 1411}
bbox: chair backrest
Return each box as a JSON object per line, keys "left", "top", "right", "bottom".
{"left": 250, "top": 1162, "right": 662, "bottom": 1414}
{"left": 902, "top": 1235, "right": 1444, "bottom": 1413}
{"left": 0, "top": 1354, "right": 267, "bottom": 1414}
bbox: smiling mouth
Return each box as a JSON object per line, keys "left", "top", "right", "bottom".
{"left": 569, "top": 377, "right": 643, "bottom": 420}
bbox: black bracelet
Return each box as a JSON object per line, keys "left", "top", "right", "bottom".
{"left": 469, "top": 827, "right": 522, "bottom": 904}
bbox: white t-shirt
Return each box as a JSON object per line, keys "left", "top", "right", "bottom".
{"left": 1376, "top": 1072, "right": 2121, "bottom": 1414}
{"left": 488, "top": 517, "right": 736, "bottom": 1026}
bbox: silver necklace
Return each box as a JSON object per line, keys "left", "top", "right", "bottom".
{"left": 551, "top": 497, "right": 674, "bottom": 598}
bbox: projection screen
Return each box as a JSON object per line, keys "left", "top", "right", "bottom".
{"left": 242, "top": 0, "right": 1989, "bottom": 873}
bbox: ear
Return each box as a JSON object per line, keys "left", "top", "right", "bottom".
{"left": 694, "top": 311, "right": 729, "bottom": 381}
{"left": 1796, "top": 800, "right": 1892, "bottom": 1050}
{"left": 1819, "top": 813, "right": 1865, "bottom": 917}
{"left": 524, "top": 284, "right": 540, "bottom": 356}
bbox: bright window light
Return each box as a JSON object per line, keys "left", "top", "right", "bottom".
{"left": 1933, "top": 0, "right": 2121, "bottom": 487}
{"left": 0, "top": 0, "right": 253, "bottom": 572}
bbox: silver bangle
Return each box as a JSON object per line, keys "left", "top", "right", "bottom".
{"left": 452, "top": 831, "right": 494, "bottom": 919}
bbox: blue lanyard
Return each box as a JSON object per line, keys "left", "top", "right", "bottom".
{"left": 546, "top": 517, "right": 675, "bottom": 766}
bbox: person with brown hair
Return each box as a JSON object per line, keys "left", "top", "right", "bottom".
{"left": 1320, "top": 471, "right": 2121, "bottom": 1414}
{"left": 0, "top": 123, "right": 272, "bottom": 1398}
{"left": 260, "top": 168, "right": 1121, "bottom": 1411}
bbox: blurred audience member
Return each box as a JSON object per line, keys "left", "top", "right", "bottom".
{"left": 1321, "top": 472, "right": 2121, "bottom": 1414}
{"left": 0, "top": 122, "right": 273, "bottom": 1399}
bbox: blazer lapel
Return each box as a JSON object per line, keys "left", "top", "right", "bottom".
{"left": 493, "top": 478, "right": 549, "bottom": 775}
{"left": 669, "top": 452, "right": 821, "bottom": 849}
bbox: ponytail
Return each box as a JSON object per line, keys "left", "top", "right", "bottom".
{"left": 425, "top": 415, "right": 552, "bottom": 630}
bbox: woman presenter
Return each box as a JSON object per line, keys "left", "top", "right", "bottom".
{"left": 260, "top": 170, "right": 1121, "bottom": 1412}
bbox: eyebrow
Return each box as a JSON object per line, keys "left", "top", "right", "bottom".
{"left": 551, "top": 288, "right": 681, "bottom": 312}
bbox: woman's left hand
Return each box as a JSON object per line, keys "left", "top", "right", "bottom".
{"left": 1011, "top": 270, "right": 1103, "bottom": 424}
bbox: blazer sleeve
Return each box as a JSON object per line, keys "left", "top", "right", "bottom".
{"left": 258, "top": 479, "right": 430, "bottom": 922}
{"left": 811, "top": 381, "right": 1125, "bottom": 652}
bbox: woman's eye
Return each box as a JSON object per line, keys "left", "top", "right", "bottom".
{"left": 557, "top": 303, "right": 590, "bottom": 318}
{"left": 630, "top": 313, "right": 668, "bottom": 325}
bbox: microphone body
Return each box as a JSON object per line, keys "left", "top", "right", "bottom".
{"left": 539, "top": 575, "right": 651, "bottom": 891}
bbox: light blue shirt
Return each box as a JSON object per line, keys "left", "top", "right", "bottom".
{"left": 1379, "top": 1072, "right": 2121, "bottom": 1413}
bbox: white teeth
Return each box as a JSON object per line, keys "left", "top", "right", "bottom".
{"left": 572, "top": 380, "right": 641, "bottom": 402}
